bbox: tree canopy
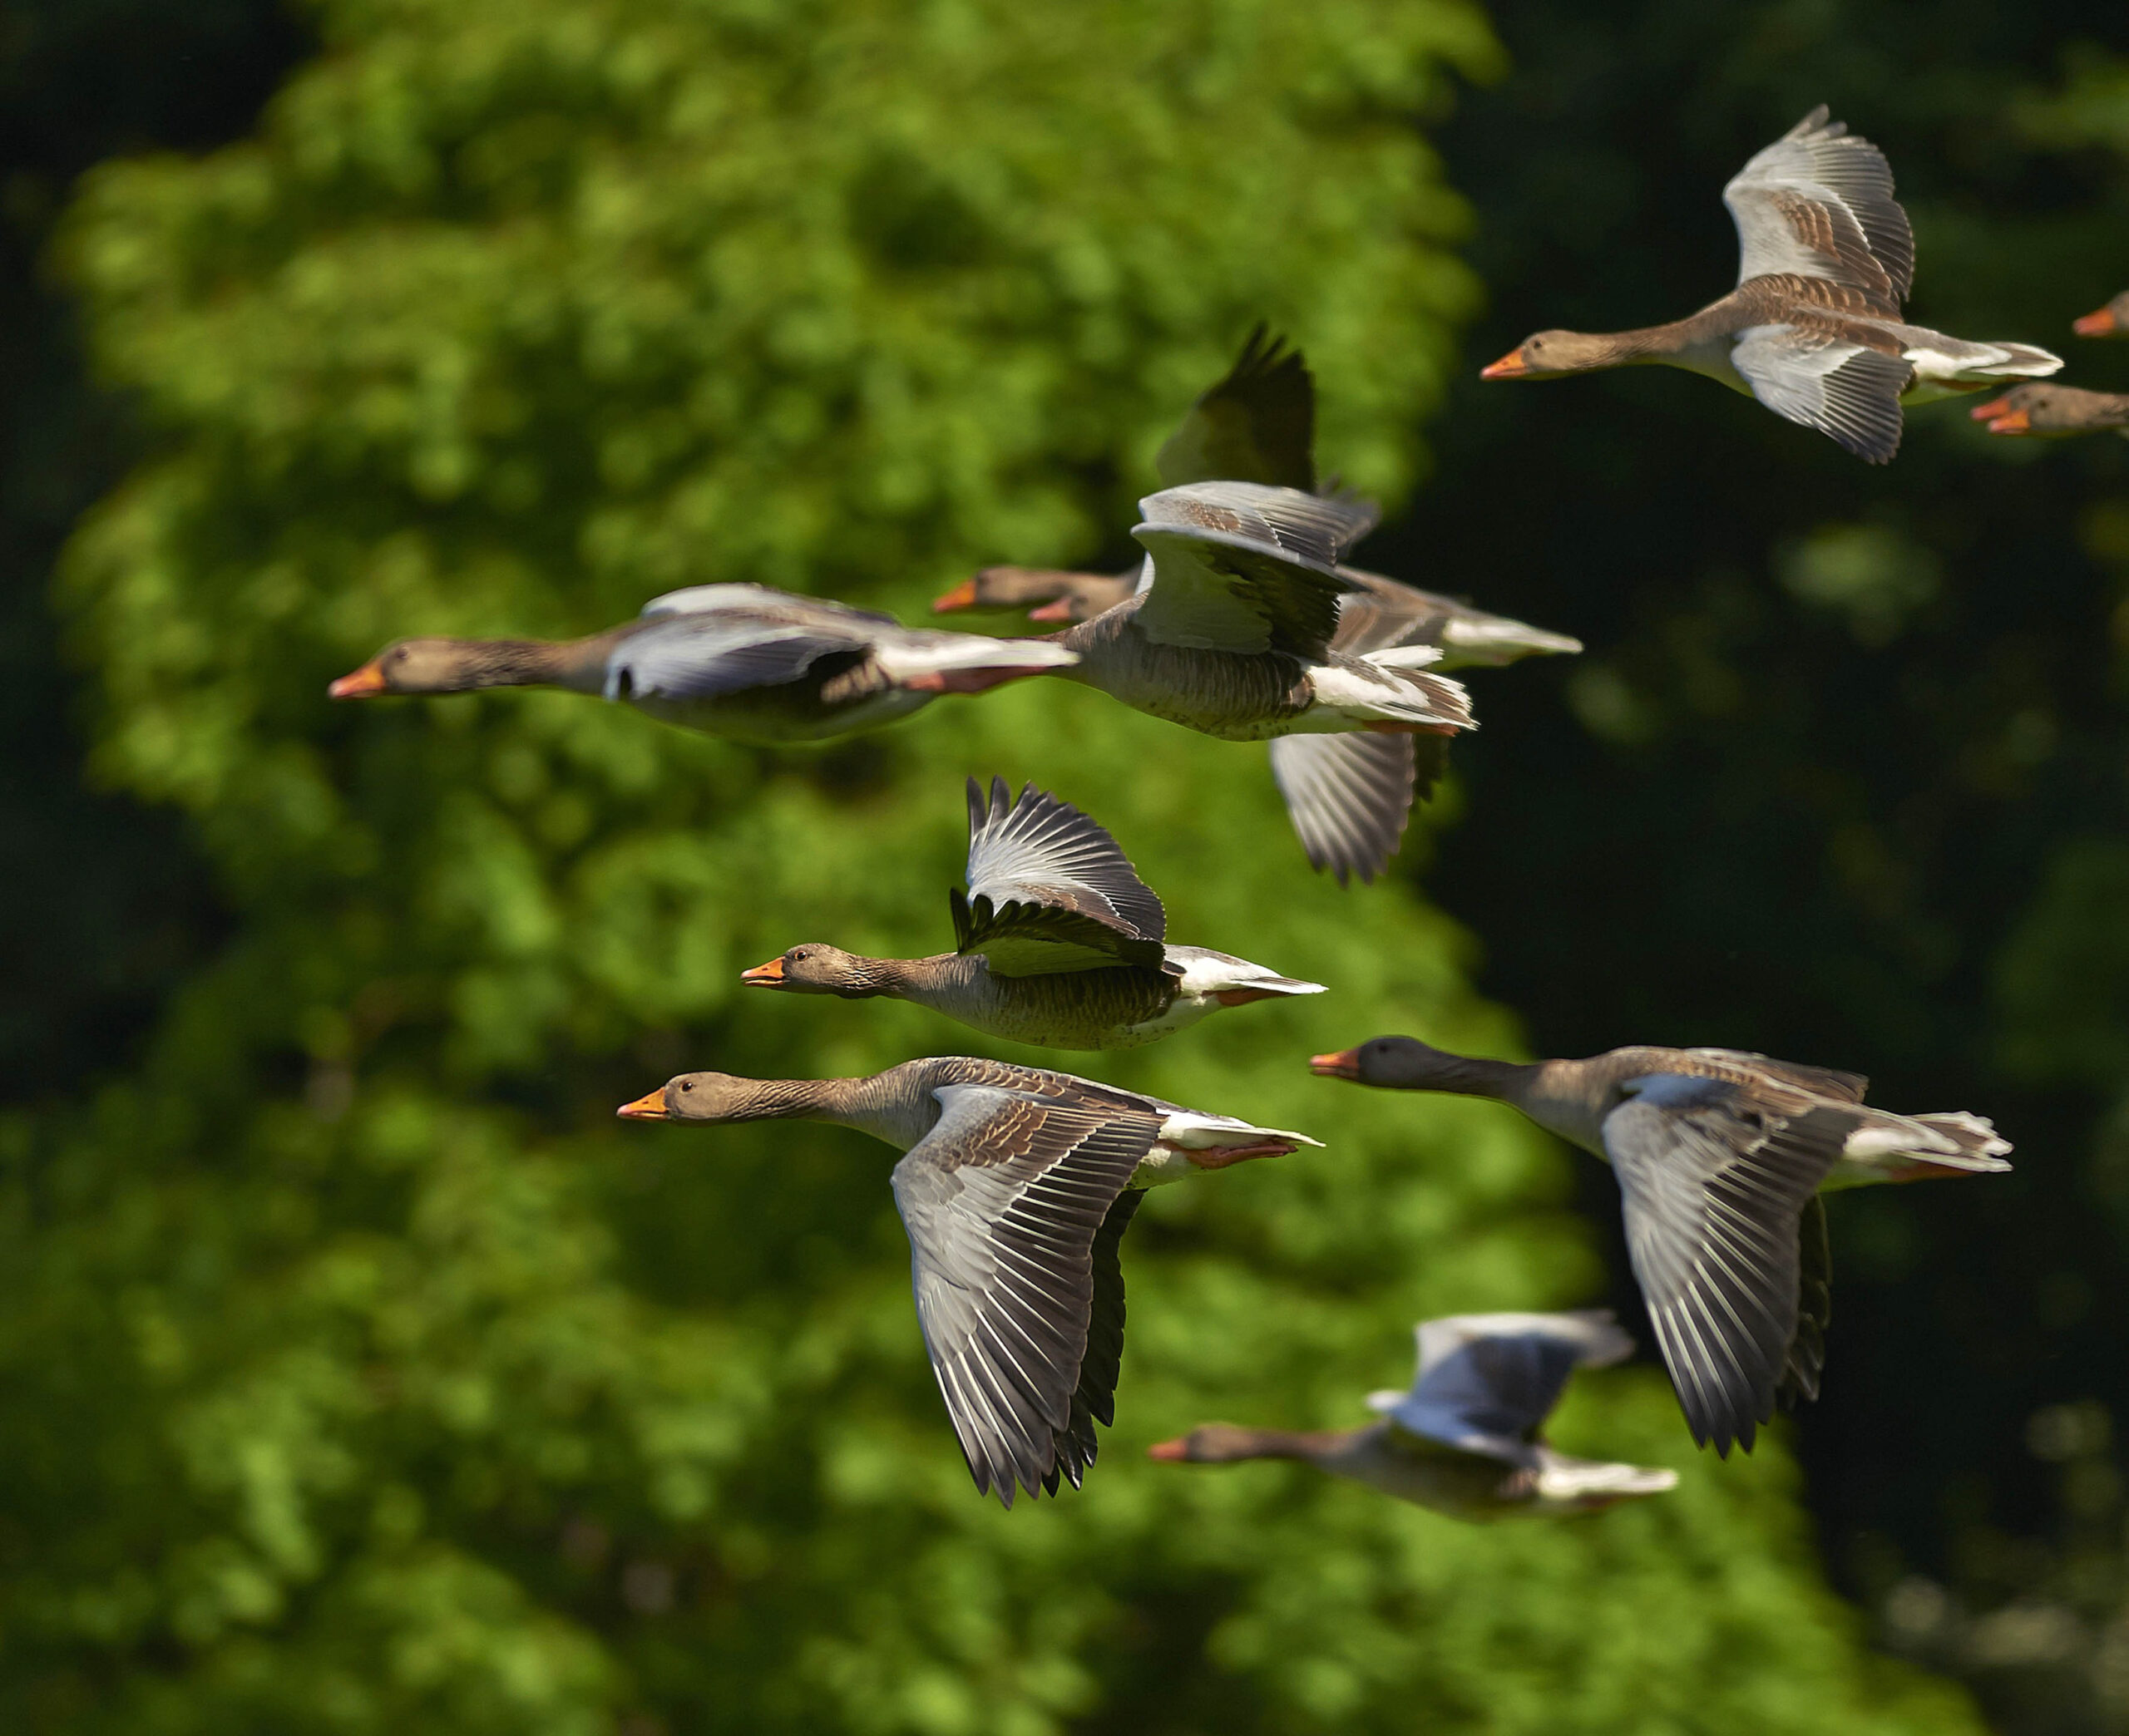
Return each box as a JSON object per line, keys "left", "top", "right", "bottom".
{"left": 0, "top": 0, "right": 1991, "bottom": 1730}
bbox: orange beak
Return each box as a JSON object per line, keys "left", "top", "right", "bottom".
{"left": 1968, "top": 397, "right": 2032, "bottom": 435}
{"left": 1026, "top": 598, "right": 1076, "bottom": 623}
{"left": 1309, "top": 1048, "right": 1361, "bottom": 1079}
{"left": 328, "top": 659, "right": 389, "bottom": 699}
{"left": 616, "top": 1087, "right": 669, "bottom": 1120}
{"left": 1479, "top": 348, "right": 1531, "bottom": 380}
{"left": 1144, "top": 1438, "right": 1190, "bottom": 1462}
{"left": 739, "top": 957, "right": 786, "bottom": 985}
{"left": 2073, "top": 306, "right": 2120, "bottom": 338}
{"left": 931, "top": 579, "right": 979, "bottom": 614}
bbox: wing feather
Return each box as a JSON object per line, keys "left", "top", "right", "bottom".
{"left": 892, "top": 1086, "right": 1158, "bottom": 1506}
{"left": 1603, "top": 1076, "right": 1850, "bottom": 1455}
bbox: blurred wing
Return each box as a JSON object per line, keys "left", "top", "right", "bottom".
{"left": 1155, "top": 325, "right": 1316, "bottom": 491}
{"left": 1267, "top": 732, "right": 1418, "bottom": 885}
{"left": 1721, "top": 106, "right": 1913, "bottom": 305}
{"left": 953, "top": 777, "right": 1166, "bottom": 975}
{"left": 1132, "top": 482, "right": 1371, "bottom": 657}
{"left": 1731, "top": 327, "right": 1909, "bottom": 464}
{"left": 891, "top": 1085, "right": 1158, "bottom": 1507}
{"left": 1379, "top": 1312, "right": 1629, "bottom": 1459}
{"left": 603, "top": 615, "right": 866, "bottom": 702}
{"left": 1603, "top": 1075, "right": 1848, "bottom": 1454}
{"left": 640, "top": 581, "right": 901, "bottom": 629}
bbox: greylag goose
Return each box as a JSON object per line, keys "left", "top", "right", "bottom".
{"left": 938, "top": 560, "right": 1579, "bottom": 665}
{"left": 938, "top": 557, "right": 1574, "bottom": 884}
{"left": 328, "top": 584, "right": 1076, "bottom": 743}
{"left": 1035, "top": 482, "right": 1474, "bottom": 868}
{"left": 2075, "top": 293, "right": 2129, "bottom": 338}
{"left": 616, "top": 1058, "right": 1320, "bottom": 1506}
{"left": 1309, "top": 1036, "right": 2012, "bottom": 1454}
{"left": 1971, "top": 382, "right": 2129, "bottom": 437}
{"left": 1148, "top": 1311, "right": 1677, "bottom": 1518}
{"left": 949, "top": 328, "right": 1567, "bottom": 882}
{"left": 933, "top": 565, "right": 1137, "bottom": 624}
{"left": 1482, "top": 107, "right": 2062, "bottom": 462}
{"left": 743, "top": 777, "right": 1324, "bottom": 1049}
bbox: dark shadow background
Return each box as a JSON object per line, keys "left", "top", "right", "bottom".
{"left": 8, "top": 1, "right": 2129, "bottom": 1728}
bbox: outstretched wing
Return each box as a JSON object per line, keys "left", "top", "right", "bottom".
{"left": 1132, "top": 481, "right": 1372, "bottom": 658}
{"left": 603, "top": 614, "right": 870, "bottom": 703}
{"left": 1156, "top": 325, "right": 1316, "bottom": 491}
{"left": 1722, "top": 106, "right": 1913, "bottom": 308}
{"left": 1374, "top": 1310, "right": 1634, "bottom": 1462}
{"left": 1603, "top": 1075, "right": 1849, "bottom": 1455}
{"left": 891, "top": 1085, "right": 1158, "bottom": 1507}
{"left": 1730, "top": 325, "right": 1910, "bottom": 464}
{"left": 951, "top": 778, "right": 1166, "bottom": 975}
{"left": 1267, "top": 732, "right": 1420, "bottom": 885}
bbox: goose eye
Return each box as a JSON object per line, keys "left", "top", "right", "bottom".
{"left": 679, "top": 1081, "right": 693, "bottom": 1092}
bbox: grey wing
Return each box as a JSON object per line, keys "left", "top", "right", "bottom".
{"left": 602, "top": 614, "right": 870, "bottom": 702}
{"left": 1730, "top": 327, "right": 1910, "bottom": 464}
{"left": 1050, "top": 1189, "right": 1144, "bottom": 1492}
{"left": 1784, "top": 1193, "right": 1833, "bottom": 1408}
{"left": 1131, "top": 481, "right": 1372, "bottom": 657}
{"left": 1155, "top": 325, "right": 1316, "bottom": 492}
{"left": 890, "top": 1085, "right": 1159, "bottom": 1507}
{"left": 639, "top": 581, "right": 901, "bottom": 629}
{"left": 1381, "top": 1313, "right": 1627, "bottom": 1459}
{"left": 1680, "top": 1048, "right": 1869, "bottom": 1104}
{"left": 952, "top": 777, "right": 1166, "bottom": 975}
{"left": 1722, "top": 106, "right": 1913, "bottom": 304}
{"left": 1603, "top": 1075, "right": 1850, "bottom": 1454}
{"left": 1267, "top": 732, "right": 1419, "bottom": 885}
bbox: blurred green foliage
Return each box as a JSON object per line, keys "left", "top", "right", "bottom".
{"left": 0, "top": 0, "right": 1987, "bottom": 1730}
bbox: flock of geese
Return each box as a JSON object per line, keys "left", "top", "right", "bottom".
{"left": 328, "top": 110, "right": 2051, "bottom": 1514}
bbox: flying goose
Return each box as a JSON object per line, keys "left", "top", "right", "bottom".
{"left": 951, "top": 329, "right": 1523, "bottom": 884}
{"left": 743, "top": 777, "right": 1324, "bottom": 1050}
{"left": 1020, "top": 481, "right": 1476, "bottom": 883}
{"left": 1148, "top": 1311, "right": 1678, "bottom": 1518}
{"left": 616, "top": 1058, "right": 1320, "bottom": 1506}
{"left": 328, "top": 584, "right": 1077, "bottom": 742}
{"left": 1309, "top": 1037, "right": 2012, "bottom": 1454}
{"left": 1482, "top": 107, "right": 2062, "bottom": 462}
{"left": 936, "top": 558, "right": 1576, "bottom": 883}
{"left": 1971, "top": 382, "right": 2129, "bottom": 438}
{"left": 2074, "top": 293, "right": 2129, "bottom": 338}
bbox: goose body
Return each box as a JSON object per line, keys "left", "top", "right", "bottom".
{"left": 1311, "top": 1036, "right": 2012, "bottom": 1454}
{"left": 1042, "top": 484, "right": 1475, "bottom": 739}
{"left": 745, "top": 778, "right": 1324, "bottom": 1049}
{"left": 1483, "top": 108, "right": 2061, "bottom": 462}
{"left": 953, "top": 330, "right": 1511, "bottom": 883}
{"left": 1972, "top": 382, "right": 2129, "bottom": 438}
{"left": 617, "top": 1056, "right": 1320, "bottom": 1506}
{"left": 328, "top": 583, "right": 1077, "bottom": 743}
{"left": 1149, "top": 1311, "right": 1677, "bottom": 1519}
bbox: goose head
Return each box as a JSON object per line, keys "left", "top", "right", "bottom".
{"left": 2073, "top": 292, "right": 2129, "bottom": 338}
{"left": 616, "top": 1071, "right": 757, "bottom": 1122}
{"left": 1311, "top": 1035, "right": 1475, "bottom": 1089}
{"left": 1146, "top": 1425, "right": 1285, "bottom": 1464}
{"left": 1480, "top": 330, "right": 1623, "bottom": 381}
{"left": 1970, "top": 383, "right": 2129, "bottom": 436}
{"left": 330, "top": 638, "right": 487, "bottom": 697}
{"left": 739, "top": 944, "right": 891, "bottom": 997}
